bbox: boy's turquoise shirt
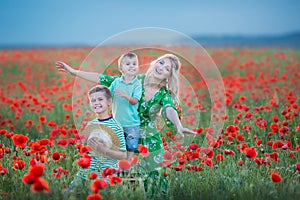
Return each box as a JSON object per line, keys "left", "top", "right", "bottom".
{"left": 110, "top": 76, "right": 142, "bottom": 127}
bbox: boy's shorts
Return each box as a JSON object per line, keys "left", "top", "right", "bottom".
{"left": 123, "top": 126, "right": 140, "bottom": 151}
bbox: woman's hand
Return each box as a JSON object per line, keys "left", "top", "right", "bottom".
{"left": 177, "top": 126, "right": 197, "bottom": 138}
{"left": 165, "top": 107, "right": 197, "bottom": 138}
{"left": 55, "top": 61, "right": 77, "bottom": 75}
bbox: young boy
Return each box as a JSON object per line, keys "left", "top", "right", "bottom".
{"left": 107, "top": 52, "right": 142, "bottom": 161}
{"left": 67, "top": 85, "right": 127, "bottom": 192}
{"left": 56, "top": 52, "right": 142, "bottom": 161}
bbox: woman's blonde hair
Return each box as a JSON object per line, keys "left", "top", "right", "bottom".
{"left": 146, "top": 53, "right": 181, "bottom": 104}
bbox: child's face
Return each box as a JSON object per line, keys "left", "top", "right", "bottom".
{"left": 89, "top": 91, "right": 111, "bottom": 114}
{"left": 120, "top": 56, "right": 139, "bottom": 76}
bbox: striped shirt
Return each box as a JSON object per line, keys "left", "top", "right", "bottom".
{"left": 76, "top": 117, "right": 126, "bottom": 180}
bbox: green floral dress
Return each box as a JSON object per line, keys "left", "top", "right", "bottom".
{"left": 100, "top": 74, "right": 178, "bottom": 172}
{"left": 137, "top": 74, "right": 178, "bottom": 172}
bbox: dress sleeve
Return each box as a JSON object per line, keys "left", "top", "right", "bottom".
{"left": 99, "top": 73, "right": 118, "bottom": 87}
{"left": 161, "top": 92, "right": 182, "bottom": 127}
{"left": 109, "top": 79, "right": 117, "bottom": 97}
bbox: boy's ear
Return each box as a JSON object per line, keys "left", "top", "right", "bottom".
{"left": 119, "top": 64, "right": 123, "bottom": 73}
{"left": 108, "top": 98, "right": 112, "bottom": 106}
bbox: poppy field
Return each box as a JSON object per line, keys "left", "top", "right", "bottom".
{"left": 0, "top": 47, "right": 299, "bottom": 200}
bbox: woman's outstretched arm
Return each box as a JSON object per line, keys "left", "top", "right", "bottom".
{"left": 56, "top": 61, "right": 99, "bottom": 83}
{"left": 165, "top": 106, "right": 196, "bottom": 138}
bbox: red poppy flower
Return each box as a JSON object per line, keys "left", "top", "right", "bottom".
{"left": 22, "top": 173, "right": 37, "bottom": 184}
{"left": 254, "top": 158, "right": 265, "bottom": 165}
{"left": 39, "top": 116, "right": 47, "bottom": 124}
{"left": 296, "top": 163, "right": 300, "bottom": 171}
{"left": 189, "top": 143, "right": 199, "bottom": 150}
{"left": 256, "top": 139, "right": 262, "bottom": 146}
{"left": 224, "top": 149, "right": 235, "bottom": 156}
{"left": 38, "top": 138, "right": 52, "bottom": 146}
{"left": 109, "top": 175, "right": 122, "bottom": 186}
{"left": 270, "top": 124, "right": 279, "bottom": 133}
{"left": 138, "top": 145, "right": 149, "bottom": 157}
{"left": 244, "top": 112, "right": 253, "bottom": 120}
{"left": 47, "top": 120, "right": 57, "bottom": 127}
{"left": 244, "top": 147, "right": 257, "bottom": 159}
{"left": 196, "top": 127, "right": 204, "bottom": 134}
{"left": 91, "top": 179, "right": 109, "bottom": 193}
{"left": 200, "top": 148, "right": 214, "bottom": 158}
{"left": 236, "top": 134, "right": 245, "bottom": 142}
{"left": 130, "top": 155, "right": 140, "bottom": 165}
{"left": 226, "top": 125, "right": 237, "bottom": 133}
{"left": 237, "top": 160, "right": 245, "bottom": 166}
{"left": 165, "top": 131, "right": 172, "bottom": 136}
{"left": 0, "top": 129, "right": 8, "bottom": 135}
{"left": 0, "top": 165, "right": 9, "bottom": 176}
{"left": 102, "top": 168, "right": 117, "bottom": 178}
{"left": 160, "top": 160, "right": 172, "bottom": 168}
{"left": 87, "top": 194, "right": 102, "bottom": 200}
{"left": 272, "top": 116, "right": 279, "bottom": 123}
{"left": 31, "top": 177, "right": 50, "bottom": 193}
{"left": 76, "top": 157, "right": 91, "bottom": 169}
{"left": 29, "top": 164, "right": 45, "bottom": 177}
{"left": 202, "top": 158, "right": 213, "bottom": 168}
{"left": 13, "top": 160, "right": 26, "bottom": 170}
{"left": 296, "top": 123, "right": 300, "bottom": 131}
{"left": 269, "top": 152, "right": 279, "bottom": 162}
{"left": 68, "top": 138, "right": 76, "bottom": 145}
{"left": 79, "top": 145, "right": 92, "bottom": 154}
{"left": 216, "top": 154, "right": 225, "bottom": 162}
{"left": 12, "top": 134, "right": 29, "bottom": 149}
{"left": 178, "top": 158, "right": 186, "bottom": 165}
{"left": 52, "top": 152, "right": 60, "bottom": 161}
{"left": 56, "top": 139, "right": 68, "bottom": 148}
{"left": 243, "top": 125, "right": 252, "bottom": 132}
{"left": 271, "top": 172, "right": 282, "bottom": 183}
{"left": 118, "top": 160, "right": 131, "bottom": 171}
{"left": 173, "top": 166, "right": 183, "bottom": 171}
{"left": 89, "top": 172, "right": 98, "bottom": 180}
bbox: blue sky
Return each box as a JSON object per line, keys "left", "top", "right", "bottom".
{"left": 1, "top": 0, "right": 300, "bottom": 46}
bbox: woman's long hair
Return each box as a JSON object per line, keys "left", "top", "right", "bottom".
{"left": 146, "top": 54, "right": 181, "bottom": 105}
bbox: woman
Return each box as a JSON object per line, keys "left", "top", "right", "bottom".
{"left": 56, "top": 53, "right": 196, "bottom": 194}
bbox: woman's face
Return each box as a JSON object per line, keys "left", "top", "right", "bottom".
{"left": 152, "top": 58, "right": 172, "bottom": 81}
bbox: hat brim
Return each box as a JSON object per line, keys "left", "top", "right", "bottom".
{"left": 81, "top": 123, "right": 120, "bottom": 153}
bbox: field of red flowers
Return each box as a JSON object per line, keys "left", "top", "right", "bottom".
{"left": 0, "top": 47, "right": 299, "bottom": 200}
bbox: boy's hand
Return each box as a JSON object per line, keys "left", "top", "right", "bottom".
{"left": 114, "top": 89, "right": 128, "bottom": 98}
{"left": 55, "top": 61, "right": 76, "bottom": 75}
{"left": 88, "top": 137, "right": 108, "bottom": 155}
{"left": 115, "top": 89, "right": 138, "bottom": 104}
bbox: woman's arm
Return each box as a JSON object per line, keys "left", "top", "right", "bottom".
{"left": 56, "top": 61, "right": 99, "bottom": 83}
{"left": 165, "top": 106, "right": 196, "bottom": 137}
{"left": 88, "top": 138, "right": 127, "bottom": 160}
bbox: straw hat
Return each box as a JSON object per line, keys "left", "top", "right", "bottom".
{"left": 81, "top": 123, "right": 120, "bottom": 153}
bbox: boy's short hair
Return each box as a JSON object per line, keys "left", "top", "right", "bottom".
{"left": 88, "top": 85, "right": 111, "bottom": 99}
{"left": 118, "top": 52, "right": 138, "bottom": 68}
